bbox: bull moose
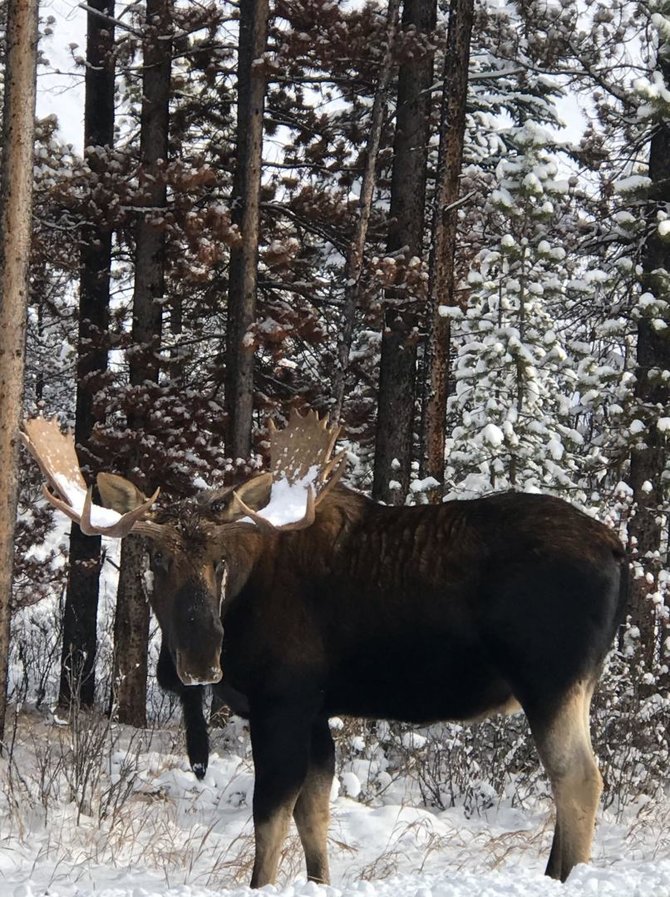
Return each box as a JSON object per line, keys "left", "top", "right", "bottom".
{"left": 22, "top": 412, "right": 628, "bottom": 886}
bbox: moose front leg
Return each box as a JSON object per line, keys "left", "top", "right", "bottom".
{"left": 249, "top": 700, "right": 315, "bottom": 888}
{"left": 293, "top": 717, "right": 334, "bottom": 884}
{"left": 181, "top": 687, "right": 209, "bottom": 779}
{"left": 157, "top": 642, "right": 209, "bottom": 778}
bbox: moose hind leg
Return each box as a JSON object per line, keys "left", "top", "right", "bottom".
{"left": 529, "top": 680, "right": 602, "bottom": 882}
{"left": 293, "top": 717, "right": 334, "bottom": 884}
{"left": 249, "top": 701, "right": 314, "bottom": 888}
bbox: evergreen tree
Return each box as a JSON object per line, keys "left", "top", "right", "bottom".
{"left": 0, "top": 0, "right": 39, "bottom": 740}
{"left": 59, "top": 0, "right": 115, "bottom": 711}
{"left": 447, "top": 123, "right": 584, "bottom": 496}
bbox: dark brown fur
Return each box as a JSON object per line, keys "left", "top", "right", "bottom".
{"left": 143, "top": 485, "right": 627, "bottom": 886}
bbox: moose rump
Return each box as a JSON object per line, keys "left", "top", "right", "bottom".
{"left": 22, "top": 413, "right": 628, "bottom": 887}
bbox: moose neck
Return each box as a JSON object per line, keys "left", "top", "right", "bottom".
{"left": 220, "top": 522, "right": 276, "bottom": 598}
{"left": 276, "top": 486, "right": 370, "bottom": 575}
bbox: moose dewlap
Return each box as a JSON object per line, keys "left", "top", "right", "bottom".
{"left": 22, "top": 411, "right": 628, "bottom": 886}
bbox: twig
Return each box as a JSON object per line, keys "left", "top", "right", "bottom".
{"left": 78, "top": 3, "right": 142, "bottom": 37}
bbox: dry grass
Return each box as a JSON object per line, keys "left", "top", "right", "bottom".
{"left": 1, "top": 705, "right": 669, "bottom": 890}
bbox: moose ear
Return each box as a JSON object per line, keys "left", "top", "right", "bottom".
{"left": 97, "top": 472, "right": 149, "bottom": 514}
{"left": 231, "top": 472, "right": 273, "bottom": 516}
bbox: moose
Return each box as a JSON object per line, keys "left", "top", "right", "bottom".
{"left": 22, "top": 412, "right": 628, "bottom": 886}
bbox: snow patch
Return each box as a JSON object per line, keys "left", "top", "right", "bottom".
{"left": 481, "top": 423, "right": 505, "bottom": 447}
{"left": 53, "top": 474, "right": 123, "bottom": 528}
{"left": 251, "top": 466, "right": 320, "bottom": 527}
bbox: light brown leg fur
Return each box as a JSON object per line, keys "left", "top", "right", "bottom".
{"left": 530, "top": 680, "right": 602, "bottom": 882}
{"left": 251, "top": 803, "right": 295, "bottom": 888}
{"left": 293, "top": 765, "right": 331, "bottom": 884}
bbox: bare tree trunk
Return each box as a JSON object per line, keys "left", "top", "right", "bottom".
{"left": 213, "top": 0, "right": 270, "bottom": 728}
{"left": 225, "top": 0, "right": 269, "bottom": 461}
{"left": 332, "top": 0, "right": 400, "bottom": 423}
{"left": 628, "top": 54, "right": 670, "bottom": 672}
{"left": 0, "top": 0, "right": 39, "bottom": 742}
{"left": 422, "top": 0, "right": 474, "bottom": 499}
{"left": 112, "top": 0, "right": 173, "bottom": 727}
{"left": 60, "top": 0, "right": 115, "bottom": 711}
{"left": 113, "top": 537, "right": 150, "bottom": 724}
{"left": 373, "top": 0, "right": 436, "bottom": 504}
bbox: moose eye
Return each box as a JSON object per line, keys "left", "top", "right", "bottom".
{"left": 209, "top": 496, "right": 230, "bottom": 516}
{"left": 215, "top": 560, "right": 226, "bottom": 578}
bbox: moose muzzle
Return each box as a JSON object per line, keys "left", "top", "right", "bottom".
{"left": 175, "top": 650, "right": 223, "bottom": 686}
{"left": 172, "top": 583, "right": 225, "bottom": 686}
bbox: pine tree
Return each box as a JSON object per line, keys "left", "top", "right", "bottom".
{"left": 447, "top": 123, "right": 584, "bottom": 497}
{"left": 0, "top": 0, "right": 39, "bottom": 740}
{"left": 226, "top": 0, "right": 270, "bottom": 460}
{"left": 373, "top": 0, "right": 436, "bottom": 504}
{"left": 59, "top": 0, "right": 116, "bottom": 711}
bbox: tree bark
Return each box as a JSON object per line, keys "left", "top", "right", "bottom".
{"left": 113, "top": 537, "right": 150, "bottom": 725}
{"left": 422, "top": 0, "right": 474, "bottom": 499}
{"left": 60, "top": 0, "right": 115, "bottom": 710}
{"left": 628, "top": 56, "right": 670, "bottom": 670}
{"left": 373, "top": 0, "right": 437, "bottom": 504}
{"left": 112, "top": 0, "right": 173, "bottom": 727}
{"left": 332, "top": 0, "right": 401, "bottom": 424}
{"left": 0, "top": 0, "right": 39, "bottom": 742}
{"left": 225, "top": 0, "right": 270, "bottom": 461}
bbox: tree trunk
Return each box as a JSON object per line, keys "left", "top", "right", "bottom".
{"left": 373, "top": 0, "right": 437, "bottom": 504}
{"left": 422, "top": 0, "right": 474, "bottom": 499}
{"left": 112, "top": 0, "right": 173, "bottom": 727}
{"left": 332, "top": 0, "right": 400, "bottom": 424}
{"left": 59, "top": 0, "right": 115, "bottom": 711}
{"left": 628, "top": 54, "right": 670, "bottom": 670}
{"left": 225, "top": 0, "right": 270, "bottom": 461}
{"left": 0, "top": 0, "right": 39, "bottom": 742}
{"left": 112, "top": 537, "right": 150, "bottom": 725}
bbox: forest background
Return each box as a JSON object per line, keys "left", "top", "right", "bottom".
{"left": 0, "top": 0, "right": 670, "bottom": 849}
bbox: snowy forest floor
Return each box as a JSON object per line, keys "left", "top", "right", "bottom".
{"left": 1, "top": 710, "right": 670, "bottom": 897}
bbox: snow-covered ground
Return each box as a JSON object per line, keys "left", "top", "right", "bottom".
{"left": 8, "top": 487, "right": 670, "bottom": 896}
{"left": 1, "top": 709, "right": 670, "bottom": 897}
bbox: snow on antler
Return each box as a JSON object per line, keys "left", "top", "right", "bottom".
{"left": 233, "top": 410, "right": 347, "bottom": 530}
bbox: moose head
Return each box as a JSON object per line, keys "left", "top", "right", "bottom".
{"left": 21, "top": 411, "right": 346, "bottom": 689}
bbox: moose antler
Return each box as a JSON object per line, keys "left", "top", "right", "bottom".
{"left": 21, "top": 417, "right": 160, "bottom": 538}
{"left": 231, "top": 409, "right": 347, "bottom": 530}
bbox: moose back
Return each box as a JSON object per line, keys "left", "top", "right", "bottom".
{"left": 23, "top": 413, "right": 628, "bottom": 886}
